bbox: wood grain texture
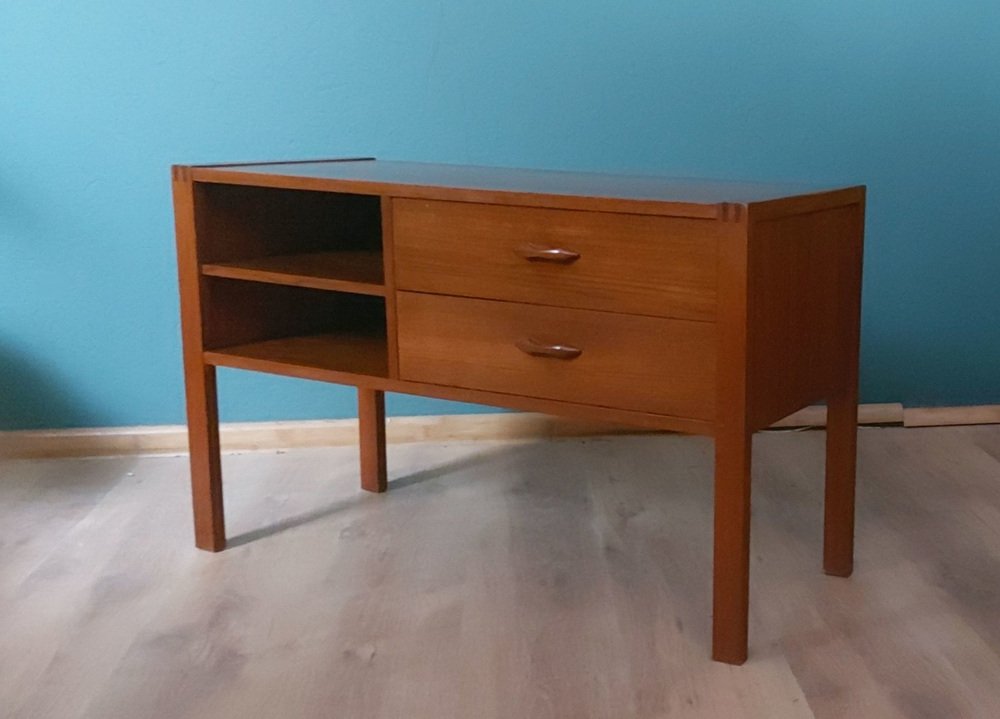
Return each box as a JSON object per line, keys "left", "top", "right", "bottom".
{"left": 380, "top": 197, "right": 401, "bottom": 378}
{"left": 393, "top": 199, "right": 719, "bottom": 320}
{"left": 3, "top": 426, "right": 1000, "bottom": 718}
{"left": 712, "top": 215, "right": 753, "bottom": 664}
{"left": 744, "top": 186, "right": 865, "bottom": 221}
{"left": 904, "top": 405, "right": 1000, "bottom": 427}
{"left": 823, "top": 196, "right": 865, "bottom": 577}
{"left": 0, "top": 403, "right": 911, "bottom": 460}
{"left": 201, "top": 350, "right": 715, "bottom": 435}
{"left": 186, "top": 159, "right": 857, "bottom": 219}
{"left": 744, "top": 197, "right": 866, "bottom": 577}
{"left": 825, "top": 391, "right": 858, "bottom": 577}
{"left": 173, "top": 174, "right": 225, "bottom": 552}
{"left": 201, "top": 251, "right": 386, "bottom": 296}
{"left": 770, "top": 403, "right": 902, "bottom": 429}
{"left": 397, "top": 292, "right": 717, "bottom": 420}
{"left": 205, "top": 333, "right": 390, "bottom": 380}
{"left": 712, "top": 423, "right": 752, "bottom": 664}
{"left": 174, "top": 159, "right": 864, "bottom": 665}
{"left": 358, "top": 389, "right": 387, "bottom": 492}
{"left": 200, "top": 278, "right": 387, "bottom": 353}
{"left": 745, "top": 202, "right": 866, "bottom": 431}
{"left": 192, "top": 182, "right": 381, "bottom": 264}
{"left": 191, "top": 155, "right": 376, "bottom": 168}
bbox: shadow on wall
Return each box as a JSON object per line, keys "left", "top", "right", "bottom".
{"left": 0, "top": 343, "right": 99, "bottom": 431}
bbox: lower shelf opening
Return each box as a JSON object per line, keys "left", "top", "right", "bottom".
{"left": 202, "top": 277, "right": 389, "bottom": 380}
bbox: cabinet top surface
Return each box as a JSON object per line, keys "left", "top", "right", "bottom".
{"left": 184, "top": 158, "right": 861, "bottom": 207}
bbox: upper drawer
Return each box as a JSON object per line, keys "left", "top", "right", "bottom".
{"left": 392, "top": 199, "right": 719, "bottom": 321}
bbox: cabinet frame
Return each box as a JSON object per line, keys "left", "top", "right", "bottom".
{"left": 172, "top": 158, "right": 864, "bottom": 665}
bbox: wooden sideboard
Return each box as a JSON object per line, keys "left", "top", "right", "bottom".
{"left": 172, "top": 158, "right": 865, "bottom": 664}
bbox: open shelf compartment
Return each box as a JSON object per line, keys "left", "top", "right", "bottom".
{"left": 194, "top": 182, "right": 383, "bottom": 294}
{"left": 201, "top": 278, "right": 389, "bottom": 379}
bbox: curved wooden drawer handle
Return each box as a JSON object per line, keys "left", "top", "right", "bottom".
{"left": 514, "top": 244, "right": 580, "bottom": 264}
{"left": 515, "top": 337, "right": 583, "bottom": 360}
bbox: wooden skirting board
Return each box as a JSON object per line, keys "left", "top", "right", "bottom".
{"left": 903, "top": 404, "right": 1000, "bottom": 428}
{"left": 1, "top": 402, "right": 998, "bottom": 460}
{"left": 769, "top": 402, "right": 902, "bottom": 428}
{"left": 0, "top": 414, "right": 647, "bottom": 460}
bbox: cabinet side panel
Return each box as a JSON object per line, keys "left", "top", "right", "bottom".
{"left": 173, "top": 167, "right": 226, "bottom": 550}
{"left": 746, "top": 203, "right": 864, "bottom": 430}
{"left": 173, "top": 170, "right": 207, "bottom": 358}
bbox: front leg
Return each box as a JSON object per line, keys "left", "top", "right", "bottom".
{"left": 712, "top": 424, "right": 752, "bottom": 664}
{"left": 185, "top": 363, "right": 226, "bottom": 551}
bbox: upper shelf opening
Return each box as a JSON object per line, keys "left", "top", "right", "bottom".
{"left": 193, "top": 182, "right": 382, "bottom": 267}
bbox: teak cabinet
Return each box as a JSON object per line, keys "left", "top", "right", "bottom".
{"left": 172, "top": 158, "right": 865, "bottom": 664}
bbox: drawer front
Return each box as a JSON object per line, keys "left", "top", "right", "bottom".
{"left": 392, "top": 199, "right": 718, "bottom": 321}
{"left": 397, "top": 292, "right": 716, "bottom": 420}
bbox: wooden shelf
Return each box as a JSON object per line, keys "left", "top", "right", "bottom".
{"left": 204, "top": 331, "right": 389, "bottom": 380}
{"left": 202, "top": 251, "right": 385, "bottom": 296}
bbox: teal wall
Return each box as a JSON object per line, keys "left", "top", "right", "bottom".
{"left": 2, "top": 2, "right": 999, "bottom": 430}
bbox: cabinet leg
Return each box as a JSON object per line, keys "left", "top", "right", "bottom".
{"left": 824, "top": 390, "right": 858, "bottom": 577}
{"left": 358, "top": 388, "right": 387, "bottom": 493}
{"left": 186, "top": 364, "right": 225, "bottom": 551}
{"left": 825, "top": 204, "right": 863, "bottom": 577}
{"left": 712, "top": 426, "right": 752, "bottom": 664}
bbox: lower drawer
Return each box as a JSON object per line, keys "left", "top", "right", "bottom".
{"left": 396, "top": 292, "right": 716, "bottom": 419}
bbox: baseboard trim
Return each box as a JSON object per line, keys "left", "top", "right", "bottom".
{"left": 903, "top": 404, "right": 1000, "bottom": 428}
{"left": 0, "top": 414, "right": 647, "bottom": 460}
{"left": 769, "top": 403, "right": 903, "bottom": 428}
{"left": 0, "top": 403, "right": 993, "bottom": 460}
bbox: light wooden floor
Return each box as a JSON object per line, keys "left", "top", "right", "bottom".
{"left": 2, "top": 426, "right": 1000, "bottom": 719}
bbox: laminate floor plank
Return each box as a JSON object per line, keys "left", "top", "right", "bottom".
{"left": 1, "top": 426, "right": 999, "bottom": 718}
{"left": 0, "top": 457, "right": 126, "bottom": 593}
